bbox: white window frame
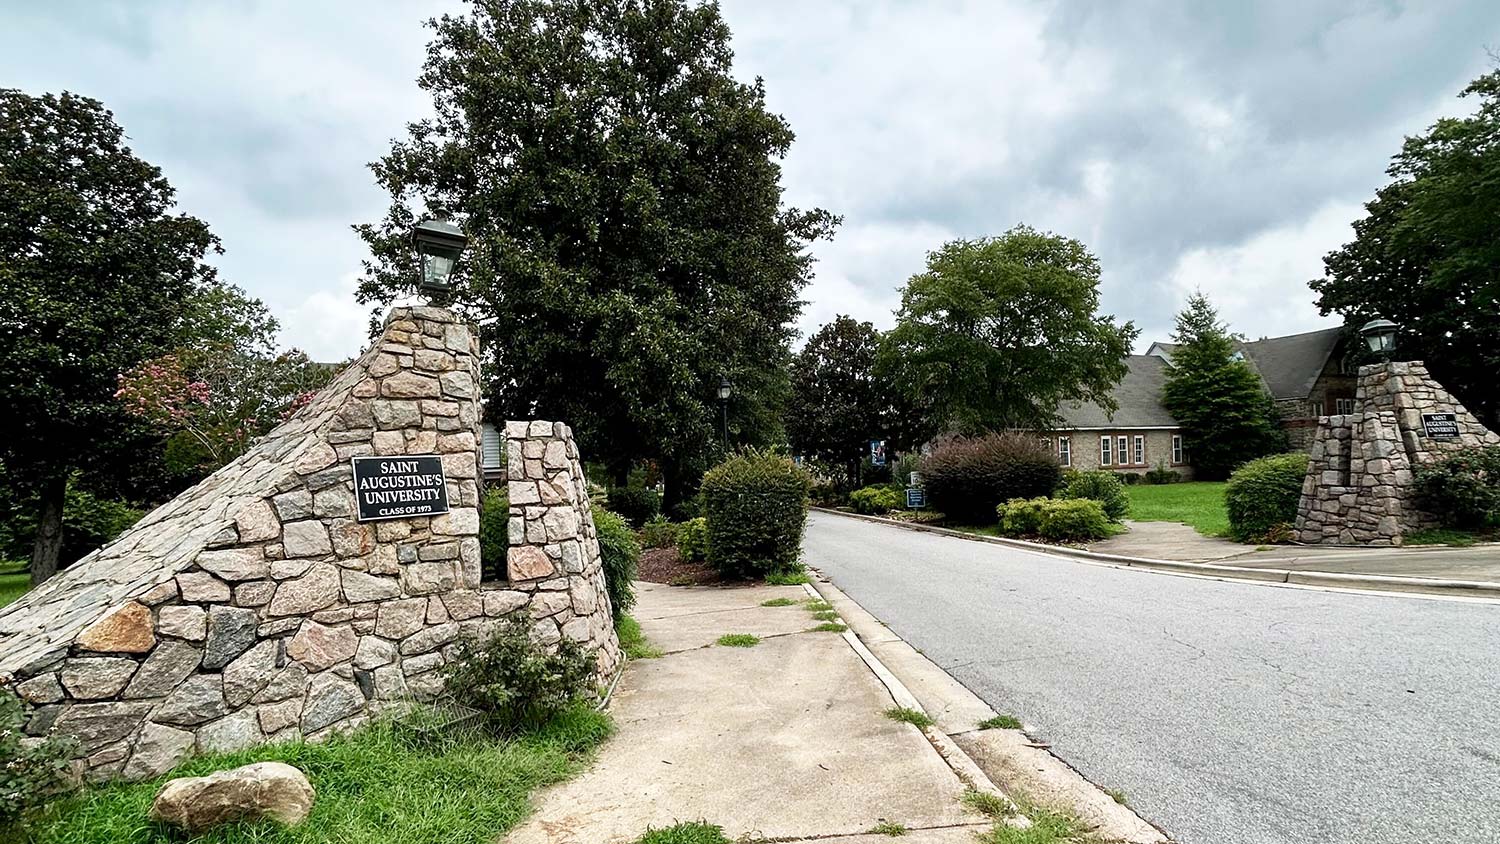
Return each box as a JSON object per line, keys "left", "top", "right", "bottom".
{"left": 1058, "top": 436, "right": 1071, "bottom": 467}
{"left": 1335, "top": 398, "right": 1355, "bottom": 415}
{"left": 1116, "top": 436, "right": 1129, "bottom": 467}
{"left": 1171, "top": 434, "right": 1184, "bottom": 464}
{"left": 1100, "top": 435, "right": 1112, "bottom": 466}
{"left": 1133, "top": 435, "right": 1145, "bottom": 466}
{"left": 1311, "top": 400, "right": 1325, "bottom": 417}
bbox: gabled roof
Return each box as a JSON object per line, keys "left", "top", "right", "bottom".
{"left": 1055, "top": 355, "right": 1180, "bottom": 429}
{"left": 1238, "top": 326, "right": 1345, "bottom": 399}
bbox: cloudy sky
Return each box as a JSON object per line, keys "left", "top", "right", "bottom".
{"left": 5, "top": 1, "right": 1498, "bottom": 360}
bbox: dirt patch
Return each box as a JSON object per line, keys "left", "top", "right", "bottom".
{"left": 637, "top": 546, "right": 724, "bottom": 586}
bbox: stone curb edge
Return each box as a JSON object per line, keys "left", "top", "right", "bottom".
{"left": 810, "top": 507, "right": 1500, "bottom": 601}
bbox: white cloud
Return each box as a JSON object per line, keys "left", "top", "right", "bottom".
{"left": 275, "top": 273, "right": 380, "bottom": 363}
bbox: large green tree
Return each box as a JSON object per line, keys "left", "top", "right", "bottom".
{"left": 786, "top": 316, "right": 886, "bottom": 487}
{"left": 1160, "top": 293, "right": 1284, "bottom": 480}
{"left": 877, "top": 227, "right": 1137, "bottom": 437}
{"left": 355, "top": 0, "right": 836, "bottom": 510}
{"left": 1312, "top": 69, "right": 1500, "bottom": 425}
{"left": 0, "top": 90, "right": 221, "bottom": 584}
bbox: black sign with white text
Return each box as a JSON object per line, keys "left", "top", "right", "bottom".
{"left": 1421, "top": 413, "right": 1460, "bottom": 441}
{"left": 351, "top": 455, "right": 450, "bottom": 522}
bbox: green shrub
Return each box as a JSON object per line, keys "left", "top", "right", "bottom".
{"left": 1115, "top": 471, "right": 1141, "bottom": 485}
{"left": 700, "top": 449, "right": 811, "bottom": 578}
{"left": 479, "top": 487, "right": 509, "bottom": 581}
{"left": 1059, "top": 470, "right": 1129, "bottom": 521}
{"left": 605, "top": 487, "right": 660, "bottom": 527}
{"left": 1037, "top": 498, "right": 1111, "bottom": 542}
{"left": 1225, "top": 452, "right": 1310, "bottom": 542}
{"left": 997, "top": 497, "right": 1050, "bottom": 536}
{"left": 1143, "top": 463, "right": 1182, "bottom": 485}
{"left": 1414, "top": 446, "right": 1500, "bottom": 529}
{"left": 676, "top": 517, "right": 709, "bottom": 562}
{"left": 639, "top": 516, "right": 678, "bottom": 549}
{"left": 593, "top": 509, "right": 639, "bottom": 621}
{"left": 443, "top": 615, "right": 596, "bottom": 731}
{"left": 0, "top": 688, "right": 75, "bottom": 833}
{"left": 808, "top": 480, "right": 848, "bottom": 508}
{"left": 920, "top": 433, "right": 1061, "bottom": 524}
{"left": 849, "top": 485, "right": 902, "bottom": 515}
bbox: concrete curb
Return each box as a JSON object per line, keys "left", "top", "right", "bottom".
{"left": 811, "top": 507, "right": 1500, "bottom": 600}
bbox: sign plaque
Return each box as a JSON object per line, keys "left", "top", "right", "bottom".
{"left": 351, "top": 455, "right": 450, "bottom": 522}
{"left": 1420, "top": 413, "right": 1460, "bottom": 441}
{"left": 905, "top": 487, "right": 926, "bottom": 509}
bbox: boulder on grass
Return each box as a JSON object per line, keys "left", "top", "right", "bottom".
{"left": 149, "top": 761, "right": 315, "bottom": 831}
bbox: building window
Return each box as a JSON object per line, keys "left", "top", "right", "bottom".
{"left": 1100, "top": 436, "right": 1112, "bottom": 466}
{"left": 1058, "top": 436, "right": 1071, "bottom": 467}
{"left": 1116, "top": 436, "right": 1129, "bottom": 466}
{"left": 1311, "top": 400, "right": 1325, "bottom": 417}
{"left": 1133, "top": 435, "right": 1144, "bottom": 466}
{"left": 1171, "top": 434, "right": 1184, "bottom": 465}
{"left": 1335, "top": 398, "right": 1355, "bottom": 415}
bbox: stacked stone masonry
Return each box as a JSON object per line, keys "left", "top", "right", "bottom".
{"left": 0, "top": 305, "right": 619, "bottom": 782}
{"left": 1293, "top": 361, "right": 1500, "bottom": 546}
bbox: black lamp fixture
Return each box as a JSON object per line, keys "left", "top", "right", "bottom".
{"left": 1359, "top": 318, "right": 1398, "bottom": 360}
{"left": 717, "top": 376, "right": 733, "bottom": 446}
{"left": 412, "top": 217, "right": 467, "bottom": 298}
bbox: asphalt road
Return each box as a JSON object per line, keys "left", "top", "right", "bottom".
{"left": 803, "top": 511, "right": 1500, "bottom": 844}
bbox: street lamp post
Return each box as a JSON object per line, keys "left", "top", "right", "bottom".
{"left": 1359, "top": 319, "right": 1398, "bottom": 362}
{"left": 411, "top": 218, "right": 468, "bottom": 302}
{"left": 717, "top": 377, "right": 733, "bottom": 448}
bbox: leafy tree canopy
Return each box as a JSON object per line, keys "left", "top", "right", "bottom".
{"left": 355, "top": 0, "right": 836, "bottom": 506}
{"left": 1311, "top": 68, "right": 1500, "bottom": 424}
{"left": 786, "top": 316, "right": 885, "bottom": 485}
{"left": 1160, "top": 293, "right": 1284, "bottom": 480}
{"left": 0, "top": 89, "right": 221, "bottom": 582}
{"left": 877, "top": 227, "right": 1137, "bottom": 437}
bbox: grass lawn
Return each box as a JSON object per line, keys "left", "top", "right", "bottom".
{"left": 1, "top": 560, "right": 29, "bottom": 608}
{"left": 1125, "top": 482, "right": 1231, "bottom": 538}
{"left": 24, "top": 705, "right": 613, "bottom": 844}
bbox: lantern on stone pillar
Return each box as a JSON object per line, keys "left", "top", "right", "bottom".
{"left": 411, "top": 218, "right": 467, "bottom": 298}
{"left": 1359, "top": 319, "right": 1398, "bottom": 360}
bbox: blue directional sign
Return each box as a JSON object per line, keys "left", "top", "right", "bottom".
{"left": 905, "top": 487, "right": 926, "bottom": 509}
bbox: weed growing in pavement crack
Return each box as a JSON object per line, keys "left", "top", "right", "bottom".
{"left": 1107, "top": 788, "right": 1128, "bottom": 805}
{"left": 632, "top": 821, "right": 733, "bottom": 843}
{"left": 884, "top": 707, "right": 935, "bottom": 729}
{"left": 810, "top": 622, "right": 848, "bottom": 633}
{"left": 715, "top": 633, "right": 760, "bottom": 648}
{"left": 804, "top": 599, "right": 834, "bottom": 612}
{"left": 760, "top": 597, "right": 797, "bottom": 607}
{"left": 618, "top": 617, "right": 664, "bottom": 660}
{"left": 811, "top": 610, "right": 840, "bottom": 621}
{"left": 978, "top": 714, "right": 1023, "bottom": 730}
{"left": 869, "top": 820, "right": 908, "bottom": 836}
{"left": 976, "top": 806, "right": 1082, "bottom": 844}
{"left": 961, "top": 788, "right": 1014, "bottom": 819}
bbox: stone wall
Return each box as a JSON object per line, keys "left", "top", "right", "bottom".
{"left": 1293, "top": 361, "right": 1500, "bottom": 545}
{"left": 0, "top": 306, "right": 618, "bottom": 782}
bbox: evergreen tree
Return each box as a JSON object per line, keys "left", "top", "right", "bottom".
{"left": 1161, "top": 294, "right": 1284, "bottom": 480}
{"left": 786, "top": 316, "right": 885, "bottom": 487}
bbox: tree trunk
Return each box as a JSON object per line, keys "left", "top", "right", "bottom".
{"left": 29, "top": 473, "right": 67, "bottom": 586}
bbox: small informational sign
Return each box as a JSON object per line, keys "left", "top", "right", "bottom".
{"left": 870, "top": 439, "right": 887, "bottom": 467}
{"left": 1421, "top": 413, "right": 1460, "bottom": 441}
{"left": 909, "top": 471, "right": 923, "bottom": 488}
{"left": 905, "top": 487, "right": 926, "bottom": 509}
{"left": 351, "top": 455, "right": 450, "bottom": 522}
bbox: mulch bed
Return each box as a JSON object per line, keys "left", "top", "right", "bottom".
{"left": 637, "top": 546, "right": 724, "bottom": 586}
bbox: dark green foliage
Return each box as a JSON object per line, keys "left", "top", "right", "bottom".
{"left": 786, "top": 316, "right": 888, "bottom": 487}
{"left": 676, "top": 517, "right": 709, "bottom": 562}
{"left": 1161, "top": 294, "right": 1286, "bottom": 480}
{"left": 593, "top": 510, "right": 639, "bottom": 622}
{"left": 355, "top": 1, "right": 837, "bottom": 514}
{"left": 0, "top": 90, "right": 222, "bottom": 583}
{"left": 997, "top": 498, "right": 1050, "bottom": 536}
{"left": 921, "top": 433, "right": 1062, "bottom": 524}
{"left": 606, "top": 487, "right": 661, "bottom": 528}
{"left": 876, "top": 228, "right": 1137, "bottom": 437}
{"left": 1143, "top": 464, "right": 1181, "bottom": 485}
{"left": 0, "top": 688, "right": 75, "bottom": 833}
{"left": 479, "top": 487, "right": 509, "bottom": 582}
{"left": 0, "top": 479, "right": 142, "bottom": 571}
{"left": 442, "top": 615, "right": 596, "bottom": 732}
{"left": 1413, "top": 447, "right": 1500, "bottom": 529}
{"left": 1058, "top": 470, "right": 1129, "bottom": 521}
{"left": 700, "top": 450, "right": 811, "bottom": 577}
{"left": 639, "top": 516, "right": 678, "bottom": 549}
{"left": 849, "top": 485, "right": 902, "bottom": 515}
{"left": 1225, "top": 453, "right": 1310, "bottom": 542}
{"left": 1115, "top": 471, "right": 1141, "bottom": 485}
{"left": 1036, "top": 499, "right": 1111, "bottom": 542}
{"left": 1312, "top": 70, "right": 1500, "bottom": 426}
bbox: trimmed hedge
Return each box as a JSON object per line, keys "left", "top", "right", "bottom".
{"left": 593, "top": 509, "right": 639, "bottom": 621}
{"left": 1225, "top": 452, "right": 1309, "bottom": 542}
{"left": 849, "top": 485, "right": 902, "bottom": 515}
{"left": 920, "top": 433, "right": 1061, "bottom": 524}
{"left": 996, "top": 497, "right": 1111, "bottom": 542}
{"left": 700, "top": 450, "right": 811, "bottom": 578}
{"left": 1414, "top": 446, "right": 1500, "bottom": 529}
{"left": 676, "top": 517, "right": 708, "bottom": 562}
{"left": 998, "top": 497, "right": 1049, "bottom": 536}
{"left": 606, "top": 487, "right": 661, "bottom": 528}
{"left": 1059, "top": 470, "right": 1129, "bottom": 521}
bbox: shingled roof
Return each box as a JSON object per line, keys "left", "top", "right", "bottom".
{"left": 1237, "top": 326, "right": 1345, "bottom": 399}
{"left": 1055, "top": 355, "right": 1179, "bottom": 429}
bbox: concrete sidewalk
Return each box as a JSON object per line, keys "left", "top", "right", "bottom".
{"left": 506, "top": 581, "right": 995, "bottom": 843}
